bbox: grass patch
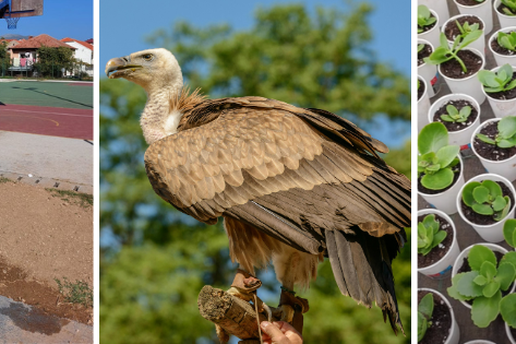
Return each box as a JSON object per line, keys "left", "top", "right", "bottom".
{"left": 55, "top": 277, "right": 93, "bottom": 307}
{"left": 46, "top": 189, "right": 93, "bottom": 208}
{"left": 0, "top": 177, "right": 11, "bottom": 184}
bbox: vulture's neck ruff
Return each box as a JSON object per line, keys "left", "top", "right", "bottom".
{"left": 140, "top": 86, "right": 206, "bottom": 144}
{"left": 106, "top": 48, "right": 203, "bottom": 145}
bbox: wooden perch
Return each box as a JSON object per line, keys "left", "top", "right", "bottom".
{"left": 197, "top": 285, "right": 280, "bottom": 343}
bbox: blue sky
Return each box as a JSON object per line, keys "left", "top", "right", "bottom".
{"left": 100, "top": 0, "right": 411, "bottom": 147}
{"left": 0, "top": 0, "right": 93, "bottom": 40}
{"left": 100, "top": 0, "right": 409, "bottom": 76}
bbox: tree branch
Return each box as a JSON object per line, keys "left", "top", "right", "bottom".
{"left": 197, "top": 285, "right": 279, "bottom": 342}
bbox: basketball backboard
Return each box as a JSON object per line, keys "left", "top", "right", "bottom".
{"left": 0, "top": 0, "right": 43, "bottom": 18}
{"left": 0, "top": 0, "right": 43, "bottom": 29}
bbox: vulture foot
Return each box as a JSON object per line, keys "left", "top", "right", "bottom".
{"left": 275, "top": 288, "right": 309, "bottom": 333}
{"left": 215, "top": 324, "right": 230, "bottom": 344}
{"left": 227, "top": 269, "right": 272, "bottom": 321}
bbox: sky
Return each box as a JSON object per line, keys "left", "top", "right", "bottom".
{"left": 0, "top": 0, "right": 93, "bottom": 41}
{"left": 100, "top": 0, "right": 410, "bottom": 76}
{"left": 100, "top": 0, "right": 411, "bottom": 147}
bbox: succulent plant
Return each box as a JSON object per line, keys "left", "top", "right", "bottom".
{"left": 418, "top": 214, "right": 447, "bottom": 256}
{"left": 462, "top": 179, "right": 511, "bottom": 221}
{"left": 418, "top": 293, "right": 434, "bottom": 341}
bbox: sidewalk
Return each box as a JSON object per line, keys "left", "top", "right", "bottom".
{"left": 0, "top": 131, "right": 93, "bottom": 194}
{"left": 0, "top": 296, "right": 92, "bottom": 344}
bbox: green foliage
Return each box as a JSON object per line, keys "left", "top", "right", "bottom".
{"left": 384, "top": 140, "right": 411, "bottom": 179}
{"left": 456, "top": 20, "right": 482, "bottom": 38}
{"left": 417, "top": 5, "right": 436, "bottom": 33}
{"left": 418, "top": 214, "right": 447, "bottom": 256}
{"left": 418, "top": 293, "right": 434, "bottom": 342}
{"left": 418, "top": 122, "right": 460, "bottom": 190}
{"left": 0, "top": 40, "right": 7, "bottom": 60}
{"left": 440, "top": 104, "right": 471, "bottom": 123}
{"left": 497, "top": 31, "right": 516, "bottom": 51}
{"left": 447, "top": 245, "right": 516, "bottom": 328}
{"left": 476, "top": 116, "right": 516, "bottom": 149}
{"left": 503, "top": 219, "right": 516, "bottom": 248}
{"left": 0, "top": 41, "right": 11, "bottom": 75}
{"left": 478, "top": 64, "right": 516, "bottom": 93}
{"left": 0, "top": 40, "right": 9, "bottom": 63}
{"left": 501, "top": 293, "right": 516, "bottom": 328}
{"left": 54, "top": 277, "right": 93, "bottom": 307}
{"left": 418, "top": 44, "right": 424, "bottom": 53}
{"left": 47, "top": 189, "right": 93, "bottom": 208}
{"left": 424, "top": 31, "right": 482, "bottom": 73}
{"left": 101, "top": 3, "right": 411, "bottom": 344}
{"left": 34, "top": 45, "right": 75, "bottom": 78}
{"left": 502, "top": 0, "right": 516, "bottom": 15}
{"left": 461, "top": 180, "right": 511, "bottom": 221}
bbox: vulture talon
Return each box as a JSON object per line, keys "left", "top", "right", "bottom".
{"left": 215, "top": 324, "right": 230, "bottom": 344}
{"left": 228, "top": 269, "right": 271, "bottom": 321}
{"left": 230, "top": 269, "right": 262, "bottom": 294}
{"left": 275, "top": 304, "right": 295, "bottom": 323}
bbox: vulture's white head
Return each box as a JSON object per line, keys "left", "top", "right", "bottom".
{"left": 105, "top": 48, "right": 183, "bottom": 96}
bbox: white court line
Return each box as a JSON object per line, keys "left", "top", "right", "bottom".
{"left": 0, "top": 108, "right": 93, "bottom": 118}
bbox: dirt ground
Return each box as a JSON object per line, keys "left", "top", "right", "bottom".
{"left": 0, "top": 179, "right": 93, "bottom": 325}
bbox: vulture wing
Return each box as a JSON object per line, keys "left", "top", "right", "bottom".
{"left": 144, "top": 96, "right": 409, "bottom": 334}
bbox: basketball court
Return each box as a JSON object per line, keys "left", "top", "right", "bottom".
{"left": 0, "top": 81, "right": 93, "bottom": 140}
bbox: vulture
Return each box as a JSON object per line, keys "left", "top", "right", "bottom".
{"left": 106, "top": 48, "right": 410, "bottom": 338}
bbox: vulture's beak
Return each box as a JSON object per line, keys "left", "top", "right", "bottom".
{"left": 105, "top": 56, "right": 142, "bottom": 79}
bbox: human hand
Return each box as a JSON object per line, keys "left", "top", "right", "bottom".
{"left": 260, "top": 321, "right": 303, "bottom": 344}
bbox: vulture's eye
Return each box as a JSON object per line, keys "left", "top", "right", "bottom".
{"left": 142, "top": 54, "right": 153, "bottom": 61}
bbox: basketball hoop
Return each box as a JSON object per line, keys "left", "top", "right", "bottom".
{"left": 5, "top": 16, "right": 20, "bottom": 29}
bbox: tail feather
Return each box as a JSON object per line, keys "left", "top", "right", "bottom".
{"left": 326, "top": 228, "right": 404, "bottom": 335}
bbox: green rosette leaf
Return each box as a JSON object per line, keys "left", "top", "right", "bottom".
{"left": 471, "top": 292, "right": 502, "bottom": 328}
{"left": 418, "top": 122, "right": 449, "bottom": 155}
{"left": 456, "top": 271, "right": 484, "bottom": 298}
{"left": 503, "top": 219, "right": 516, "bottom": 248}
{"left": 472, "top": 186, "right": 490, "bottom": 204}
{"left": 500, "top": 294, "right": 516, "bottom": 329}
{"left": 499, "top": 116, "right": 516, "bottom": 139}
{"left": 495, "top": 261, "right": 516, "bottom": 291}
{"left": 469, "top": 245, "right": 496, "bottom": 271}
{"left": 462, "top": 181, "right": 481, "bottom": 207}
{"left": 421, "top": 168, "right": 454, "bottom": 190}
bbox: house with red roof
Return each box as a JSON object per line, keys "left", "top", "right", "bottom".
{"left": 60, "top": 37, "right": 93, "bottom": 77}
{"left": 6, "top": 34, "right": 79, "bottom": 77}
{"left": 10, "top": 33, "right": 75, "bottom": 61}
{"left": 61, "top": 37, "right": 93, "bottom": 64}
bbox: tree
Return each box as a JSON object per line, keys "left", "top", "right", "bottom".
{"left": 34, "top": 45, "right": 75, "bottom": 77}
{"left": 0, "top": 40, "right": 10, "bottom": 76}
{"left": 100, "top": 2, "right": 411, "bottom": 343}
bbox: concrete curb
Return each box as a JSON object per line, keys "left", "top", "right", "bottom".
{"left": 0, "top": 171, "right": 93, "bottom": 195}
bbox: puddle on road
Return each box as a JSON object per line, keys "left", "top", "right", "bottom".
{"left": 0, "top": 302, "right": 70, "bottom": 335}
